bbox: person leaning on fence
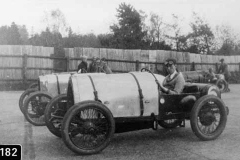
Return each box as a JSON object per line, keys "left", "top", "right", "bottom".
{"left": 77, "top": 55, "right": 88, "bottom": 73}
{"left": 158, "top": 58, "right": 185, "bottom": 94}
{"left": 100, "top": 58, "right": 112, "bottom": 74}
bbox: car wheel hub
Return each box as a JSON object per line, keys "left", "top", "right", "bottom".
{"left": 200, "top": 112, "right": 215, "bottom": 126}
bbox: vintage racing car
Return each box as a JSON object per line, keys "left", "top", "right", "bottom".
{"left": 18, "top": 72, "right": 75, "bottom": 114}
{"left": 182, "top": 70, "right": 228, "bottom": 92}
{"left": 44, "top": 68, "right": 228, "bottom": 155}
{"left": 22, "top": 72, "right": 75, "bottom": 126}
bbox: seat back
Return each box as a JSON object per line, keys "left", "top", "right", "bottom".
{"left": 182, "top": 85, "right": 199, "bottom": 93}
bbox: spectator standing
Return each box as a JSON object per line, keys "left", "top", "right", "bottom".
{"left": 100, "top": 58, "right": 112, "bottom": 74}
{"left": 218, "top": 58, "right": 230, "bottom": 91}
{"left": 88, "top": 56, "right": 97, "bottom": 73}
{"left": 77, "top": 55, "right": 88, "bottom": 73}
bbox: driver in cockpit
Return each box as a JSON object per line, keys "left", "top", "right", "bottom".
{"left": 159, "top": 58, "right": 185, "bottom": 94}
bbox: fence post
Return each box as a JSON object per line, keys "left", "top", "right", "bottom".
{"left": 22, "top": 54, "right": 28, "bottom": 84}
{"left": 135, "top": 60, "right": 140, "bottom": 71}
{"left": 66, "top": 56, "right": 70, "bottom": 72}
{"left": 191, "top": 62, "right": 195, "bottom": 71}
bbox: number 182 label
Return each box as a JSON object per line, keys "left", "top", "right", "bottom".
{"left": 0, "top": 145, "right": 21, "bottom": 160}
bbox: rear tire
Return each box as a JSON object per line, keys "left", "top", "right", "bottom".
{"left": 23, "top": 91, "right": 52, "bottom": 126}
{"left": 19, "top": 88, "right": 38, "bottom": 114}
{"left": 45, "top": 94, "right": 67, "bottom": 137}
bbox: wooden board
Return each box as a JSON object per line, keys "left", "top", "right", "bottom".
{"left": 123, "top": 50, "right": 134, "bottom": 72}
{"left": 132, "top": 49, "right": 141, "bottom": 71}
{"left": 100, "top": 48, "right": 107, "bottom": 59}
{"left": 200, "top": 54, "right": 208, "bottom": 71}
{"left": 140, "top": 50, "right": 149, "bottom": 70}
{"left": 207, "top": 55, "right": 214, "bottom": 72}
{"left": 176, "top": 52, "right": 184, "bottom": 72}
{"left": 107, "top": 49, "right": 118, "bottom": 71}
{"left": 148, "top": 50, "right": 157, "bottom": 72}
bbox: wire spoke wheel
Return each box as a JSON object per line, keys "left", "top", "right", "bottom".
{"left": 216, "top": 79, "right": 228, "bottom": 93}
{"left": 190, "top": 95, "right": 227, "bottom": 141}
{"left": 197, "top": 102, "right": 220, "bottom": 134}
{"left": 45, "top": 94, "right": 67, "bottom": 137}
{"left": 61, "top": 101, "right": 115, "bottom": 155}
{"left": 24, "top": 91, "right": 52, "bottom": 126}
{"left": 19, "top": 88, "right": 38, "bottom": 114}
{"left": 70, "top": 108, "right": 109, "bottom": 148}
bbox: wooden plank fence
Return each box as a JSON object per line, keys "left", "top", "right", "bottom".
{"left": 1, "top": 46, "right": 240, "bottom": 85}
{"left": 65, "top": 47, "right": 240, "bottom": 75}
{"left": 0, "top": 45, "right": 55, "bottom": 83}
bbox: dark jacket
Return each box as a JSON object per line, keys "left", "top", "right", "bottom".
{"left": 218, "top": 63, "right": 230, "bottom": 80}
{"left": 77, "top": 61, "right": 88, "bottom": 73}
{"left": 89, "top": 62, "right": 98, "bottom": 73}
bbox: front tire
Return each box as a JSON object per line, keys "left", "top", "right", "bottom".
{"left": 23, "top": 91, "right": 52, "bottom": 126}
{"left": 45, "top": 94, "right": 67, "bottom": 137}
{"left": 61, "top": 101, "right": 115, "bottom": 155}
{"left": 190, "top": 95, "right": 227, "bottom": 141}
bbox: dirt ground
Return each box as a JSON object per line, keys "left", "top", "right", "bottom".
{"left": 0, "top": 84, "right": 240, "bottom": 160}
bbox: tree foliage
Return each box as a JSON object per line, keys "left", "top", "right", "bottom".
{"left": 188, "top": 12, "right": 214, "bottom": 54}
{"left": 110, "top": 3, "right": 147, "bottom": 49}
{"left": 0, "top": 6, "right": 240, "bottom": 55}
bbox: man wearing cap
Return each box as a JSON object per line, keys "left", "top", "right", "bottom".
{"left": 77, "top": 55, "right": 88, "bottom": 73}
{"left": 217, "top": 58, "right": 230, "bottom": 91}
{"left": 159, "top": 58, "right": 185, "bottom": 94}
{"left": 218, "top": 58, "right": 230, "bottom": 82}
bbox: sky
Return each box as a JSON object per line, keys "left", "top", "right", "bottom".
{"left": 0, "top": 0, "right": 239, "bottom": 36}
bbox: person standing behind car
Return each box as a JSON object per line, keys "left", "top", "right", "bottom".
{"left": 100, "top": 58, "right": 112, "bottom": 74}
{"left": 218, "top": 58, "right": 230, "bottom": 92}
{"left": 77, "top": 55, "right": 88, "bottom": 73}
{"left": 159, "top": 58, "right": 185, "bottom": 94}
{"left": 218, "top": 58, "right": 230, "bottom": 83}
{"left": 88, "top": 56, "right": 97, "bottom": 73}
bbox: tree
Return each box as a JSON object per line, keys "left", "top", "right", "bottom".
{"left": 18, "top": 25, "right": 29, "bottom": 44}
{"left": 110, "top": 3, "right": 146, "bottom": 49}
{"left": 98, "top": 34, "right": 114, "bottom": 48}
{"left": 8, "top": 22, "right": 22, "bottom": 45}
{"left": 213, "top": 25, "right": 239, "bottom": 55}
{"left": 165, "top": 14, "right": 186, "bottom": 51}
{"left": 188, "top": 12, "right": 214, "bottom": 54}
{"left": 42, "top": 9, "right": 68, "bottom": 36}
{"left": 0, "top": 25, "right": 9, "bottom": 44}
{"left": 149, "top": 13, "right": 165, "bottom": 48}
